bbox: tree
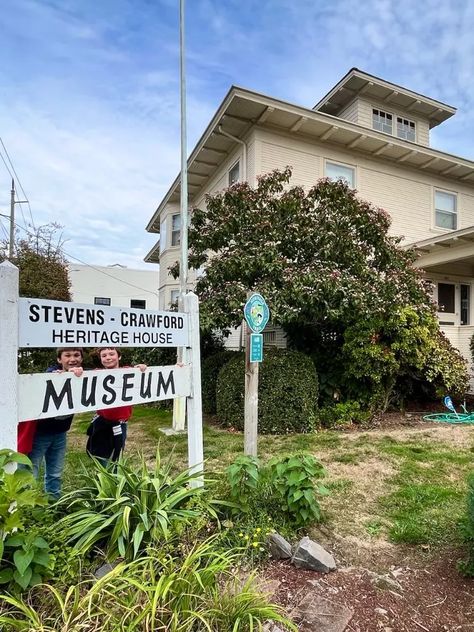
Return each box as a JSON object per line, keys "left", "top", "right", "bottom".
{"left": 1, "top": 223, "right": 71, "bottom": 373}
{"left": 1, "top": 223, "right": 71, "bottom": 301}
{"left": 173, "top": 168, "right": 468, "bottom": 408}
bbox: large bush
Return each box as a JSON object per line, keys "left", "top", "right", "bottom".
{"left": 175, "top": 167, "right": 468, "bottom": 411}
{"left": 202, "top": 350, "right": 238, "bottom": 414}
{"left": 216, "top": 349, "right": 318, "bottom": 434}
{"left": 341, "top": 307, "right": 468, "bottom": 409}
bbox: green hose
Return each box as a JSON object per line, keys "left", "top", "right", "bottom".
{"left": 423, "top": 413, "right": 474, "bottom": 424}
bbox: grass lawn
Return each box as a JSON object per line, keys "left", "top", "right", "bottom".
{"left": 64, "top": 405, "right": 474, "bottom": 561}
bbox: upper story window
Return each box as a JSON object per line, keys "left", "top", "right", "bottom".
{"left": 435, "top": 190, "right": 457, "bottom": 230}
{"left": 171, "top": 213, "right": 181, "bottom": 247}
{"left": 396, "top": 116, "right": 416, "bottom": 141}
{"left": 130, "top": 299, "right": 146, "bottom": 309}
{"left": 228, "top": 161, "right": 240, "bottom": 186}
{"left": 325, "top": 161, "right": 355, "bottom": 188}
{"left": 94, "top": 297, "right": 111, "bottom": 306}
{"left": 372, "top": 108, "right": 393, "bottom": 135}
{"left": 159, "top": 217, "right": 167, "bottom": 253}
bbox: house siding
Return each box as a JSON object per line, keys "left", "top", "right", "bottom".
{"left": 338, "top": 99, "right": 360, "bottom": 124}
{"left": 254, "top": 128, "right": 474, "bottom": 245}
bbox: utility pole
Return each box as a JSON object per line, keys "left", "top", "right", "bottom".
{"left": 9, "top": 179, "right": 28, "bottom": 259}
{"left": 171, "top": 0, "right": 188, "bottom": 432}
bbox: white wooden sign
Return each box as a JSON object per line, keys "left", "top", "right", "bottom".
{"left": 18, "top": 298, "right": 189, "bottom": 348}
{"left": 0, "top": 262, "right": 204, "bottom": 483}
{"left": 18, "top": 365, "right": 191, "bottom": 420}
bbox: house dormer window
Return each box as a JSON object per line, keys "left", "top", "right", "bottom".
{"left": 372, "top": 108, "right": 393, "bottom": 134}
{"left": 396, "top": 116, "right": 416, "bottom": 141}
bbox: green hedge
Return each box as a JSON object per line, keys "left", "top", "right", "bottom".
{"left": 202, "top": 351, "right": 238, "bottom": 414}
{"left": 216, "top": 349, "right": 318, "bottom": 434}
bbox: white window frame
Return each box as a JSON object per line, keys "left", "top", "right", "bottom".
{"left": 170, "top": 289, "right": 179, "bottom": 306}
{"left": 228, "top": 160, "right": 240, "bottom": 186}
{"left": 324, "top": 159, "right": 356, "bottom": 188}
{"left": 171, "top": 214, "right": 181, "bottom": 247}
{"left": 130, "top": 299, "right": 146, "bottom": 309}
{"left": 396, "top": 116, "right": 416, "bottom": 142}
{"left": 94, "top": 297, "right": 111, "bottom": 306}
{"left": 434, "top": 189, "right": 457, "bottom": 231}
{"left": 372, "top": 108, "right": 393, "bottom": 135}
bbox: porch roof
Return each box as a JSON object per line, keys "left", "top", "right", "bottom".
{"left": 408, "top": 226, "right": 474, "bottom": 269}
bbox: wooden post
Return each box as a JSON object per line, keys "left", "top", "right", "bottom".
{"left": 184, "top": 292, "right": 204, "bottom": 486}
{"left": 0, "top": 261, "right": 19, "bottom": 451}
{"left": 244, "top": 321, "right": 258, "bottom": 456}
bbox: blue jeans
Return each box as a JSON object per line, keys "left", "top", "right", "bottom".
{"left": 29, "top": 432, "right": 67, "bottom": 499}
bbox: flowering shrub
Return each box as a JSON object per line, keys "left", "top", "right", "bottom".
{"left": 174, "top": 168, "right": 467, "bottom": 411}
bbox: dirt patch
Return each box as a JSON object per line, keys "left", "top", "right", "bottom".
{"left": 263, "top": 551, "right": 474, "bottom": 631}
{"left": 343, "top": 414, "right": 474, "bottom": 448}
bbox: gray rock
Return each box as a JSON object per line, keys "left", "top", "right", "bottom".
{"left": 291, "top": 593, "right": 353, "bottom": 632}
{"left": 366, "top": 570, "right": 402, "bottom": 593}
{"left": 292, "top": 536, "right": 336, "bottom": 573}
{"left": 262, "top": 624, "right": 285, "bottom": 632}
{"left": 94, "top": 562, "right": 118, "bottom": 580}
{"left": 268, "top": 533, "right": 292, "bottom": 560}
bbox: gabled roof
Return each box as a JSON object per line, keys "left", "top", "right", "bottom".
{"left": 313, "top": 68, "right": 456, "bottom": 129}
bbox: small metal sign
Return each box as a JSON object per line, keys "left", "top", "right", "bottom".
{"left": 244, "top": 293, "right": 269, "bottom": 334}
{"left": 250, "top": 333, "right": 263, "bottom": 363}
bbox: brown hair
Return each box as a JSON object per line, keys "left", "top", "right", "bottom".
{"left": 56, "top": 347, "right": 83, "bottom": 359}
{"left": 95, "top": 347, "right": 121, "bottom": 357}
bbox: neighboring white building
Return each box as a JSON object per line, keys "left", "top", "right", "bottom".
{"left": 68, "top": 263, "right": 159, "bottom": 311}
{"left": 144, "top": 67, "right": 474, "bottom": 364}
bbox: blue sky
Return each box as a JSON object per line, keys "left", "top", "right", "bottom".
{"left": 0, "top": 0, "right": 473, "bottom": 269}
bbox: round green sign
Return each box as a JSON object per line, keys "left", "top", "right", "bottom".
{"left": 244, "top": 293, "right": 270, "bottom": 333}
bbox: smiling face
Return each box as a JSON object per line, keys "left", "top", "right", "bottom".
{"left": 99, "top": 348, "right": 121, "bottom": 370}
{"left": 58, "top": 349, "right": 83, "bottom": 370}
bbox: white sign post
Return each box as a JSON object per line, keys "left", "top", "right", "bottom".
{"left": 0, "top": 266, "right": 204, "bottom": 485}
{"left": 0, "top": 261, "right": 19, "bottom": 452}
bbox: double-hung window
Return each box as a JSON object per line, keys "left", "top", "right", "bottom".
{"left": 170, "top": 289, "right": 179, "bottom": 306}
{"left": 228, "top": 161, "right": 240, "bottom": 186}
{"left": 435, "top": 190, "right": 457, "bottom": 230}
{"left": 171, "top": 214, "right": 181, "bottom": 246}
{"left": 325, "top": 161, "right": 355, "bottom": 188}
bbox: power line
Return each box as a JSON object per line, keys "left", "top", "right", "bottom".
{"left": 0, "top": 137, "right": 36, "bottom": 230}
{"left": 0, "top": 217, "right": 9, "bottom": 240}
{"left": 0, "top": 148, "right": 13, "bottom": 180}
{"left": 11, "top": 216, "right": 159, "bottom": 298}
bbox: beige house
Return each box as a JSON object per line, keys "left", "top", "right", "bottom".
{"left": 145, "top": 68, "right": 474, "bottom": 366}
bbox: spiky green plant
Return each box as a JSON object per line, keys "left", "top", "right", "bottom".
{"left": 57, "top": 451, "right": 217, "bottom": 561}
{"left": 0, "top": 539, "right": 296, "bottom": 631}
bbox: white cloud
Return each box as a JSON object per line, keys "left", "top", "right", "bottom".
{"left": 0, "top": 0, "right": 473, "bottom": 275}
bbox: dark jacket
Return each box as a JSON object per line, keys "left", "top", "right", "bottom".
{"left": 35, "top": 364, "right": 74, "bottom": 435}
{"left": 86, "top": 415, "right": 125, "bottom": 462}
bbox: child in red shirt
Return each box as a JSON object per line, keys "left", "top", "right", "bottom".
{"left": 86, "top": 348, "right": 147, "bottom": 463}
